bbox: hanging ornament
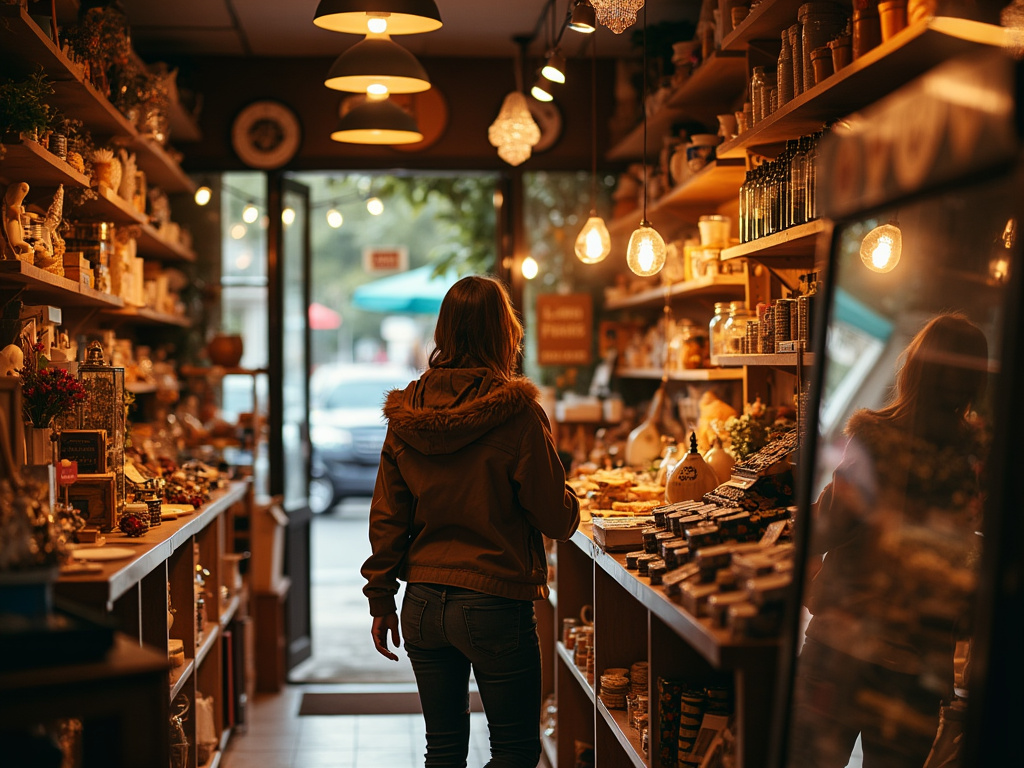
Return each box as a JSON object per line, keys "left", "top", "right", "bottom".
{"left": 488, "top": 91, "right": 541, "bottom": 166}
{"left": 592, "top": 0, "right": 645, "bottom": 34}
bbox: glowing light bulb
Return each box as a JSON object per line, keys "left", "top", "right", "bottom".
{"left": 367, "top": 82, "right": 389, "bottom": 96}
{"left": 230, "top": 223, "right": 247, "bottom": 240}
{"left": 626, "top": 222, "right": 667, "bottom": 276}
{"left": 326, "top": 209, "right": 344, "bottom": 228}
{"left": 282, "top": 207, "right": 296, "bottom": 226}
{"left": 242, "top": 203, "right": 259, "bottom": 224}
{"left": 366, "top": 197, "right": 384, "bottom": 215}
{"left": 531, "top": 82, "right": 554, "bottom": 102}
{"left": 859, "top": 223, "right": 902, "bottom": 273}
{"left": 575, "top": 215, "right": 611, "bottom": 264}
{"left": 521, "top": 255, "right": 539, "bottom": 280}
{"left": 194, "top": 186, "right": 212, "bottom": 206}
{"left": 367, "top": 15, "right": 388, "bottom": 34}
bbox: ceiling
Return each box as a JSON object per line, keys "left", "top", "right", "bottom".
{"left": 118, "top": 0, "right": 696, "bottom": 60}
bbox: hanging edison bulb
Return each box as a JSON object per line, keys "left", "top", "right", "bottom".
{"left": 575, "top": 215, "right": 611, "bottom": 264}
{"left": 627, "top": 220, "right": 667, "bottom": 276}
{"left": 859, "top": 222, "right": 902, "bottom": 273}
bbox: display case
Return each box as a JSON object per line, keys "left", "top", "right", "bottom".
{"left": 770, "top": 50, "right": 1024, "bottom": 768}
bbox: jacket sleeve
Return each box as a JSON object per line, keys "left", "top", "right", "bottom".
{"left": 513, "top": 401, "right": 580, "bottom": 541}
{"left": 361, "top": 431, "right": 415, "bottom": 617}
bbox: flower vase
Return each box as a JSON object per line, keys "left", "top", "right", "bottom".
{"left": 24, "top": 425, "right": 53, "bottom": 465}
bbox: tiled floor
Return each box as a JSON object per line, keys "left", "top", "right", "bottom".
{"left": 222, "top": 684, "right": 492, "bottom": 768}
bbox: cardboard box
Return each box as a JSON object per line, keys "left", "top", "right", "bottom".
{"left": 250, "top": 498, "right": 287, "bottom": 592}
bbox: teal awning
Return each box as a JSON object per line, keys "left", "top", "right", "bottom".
{"left": 351, "top": 266, "right": 460, "bottom": 314}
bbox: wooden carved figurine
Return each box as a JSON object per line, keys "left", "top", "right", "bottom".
{"left": 2, "top": 182, "right": 32, "bottom": 262}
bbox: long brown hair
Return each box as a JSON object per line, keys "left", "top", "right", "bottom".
{"left": 877, "top": 312, "right": 988, "bottom": 437}
{"left": 428, "top": 275, "right": 523, "bottom": 379}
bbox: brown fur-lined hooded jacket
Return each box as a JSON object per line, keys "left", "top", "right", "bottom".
{"left": 361, "top": 367, "right": 580, "bottom": 617}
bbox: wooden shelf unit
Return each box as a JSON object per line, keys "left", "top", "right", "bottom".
{"left": 52, "top": 480, "right": 254, "bottom": 768}
{"left": 0, "top": 4, "right": 196, "bottom": 194}
{"left": 551, "top": 527, "right": 779, "bottom": 768}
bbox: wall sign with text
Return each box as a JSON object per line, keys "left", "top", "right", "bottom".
{"left": 536, "top": 294, "right": 593, "bottom": 366}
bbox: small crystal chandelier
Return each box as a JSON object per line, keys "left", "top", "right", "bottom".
{"left": 488, "top": 92, "right": 541, "bottom": 166}
{"left": 489, "top": 39, "right": 542, "bottom": 166}
{"left": 592, "top": 0, "right": 645, "bottom": 34}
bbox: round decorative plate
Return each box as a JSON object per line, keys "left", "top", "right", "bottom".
{"left": 231, "top": 100, "right": 303, "bottom": 169}
{"left": 528, "top": 99, "right": 563, "bottom": 154}
{"left": 72, "top": 546, "right": 138, "bottom": 561}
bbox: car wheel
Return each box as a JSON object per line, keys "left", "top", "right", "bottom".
{"left": 308, "top": 474, "right": 338, "bottom": 514}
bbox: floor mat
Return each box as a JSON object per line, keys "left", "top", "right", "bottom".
{"left": 299, "top": 690, "right": 483, "bottom": 715}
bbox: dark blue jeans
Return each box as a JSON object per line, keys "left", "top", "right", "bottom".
{"left": 401, "top": 582, "right": 542, "bottom": 768}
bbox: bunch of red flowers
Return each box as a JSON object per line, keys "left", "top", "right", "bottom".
{"left": 18, "top": 343, "right": 88, "bottom": 428}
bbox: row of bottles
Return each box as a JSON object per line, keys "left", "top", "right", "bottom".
{"left": 738, "top": 132, "right": 826, "bottom": 243}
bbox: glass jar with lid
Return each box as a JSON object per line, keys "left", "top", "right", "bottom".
{"left": 722, "top": 301, "right": 754, "bottom": 356}
{"left": 681, "top": 322, "right": 708, "bottom": 369}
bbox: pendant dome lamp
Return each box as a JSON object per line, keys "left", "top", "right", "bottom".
{"left": 568, "top": 0, "right": 597, "bottom": 34}
{"left": 626, "top": 3, "right": 666, "bottom": 276}
{"left": 313, "top": 0, "right": 442, "bottom": 35}
{"left": 531, "top": 76, "right": 555, "bottom": 102}
{"left": 331, "top": 93, "right": 423, "bottom": 144}
{"left": 324, "top": 32, "right": 431, "bottom": 94}
{"left": 575, "top": 34, "right": 610, "bottom": 265}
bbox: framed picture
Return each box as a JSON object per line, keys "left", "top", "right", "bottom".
{"left": 68, "top": 473, "right": 117, "bottom": 532}
{"left": 58, "top": 429, "right": 107, "bottom": 474}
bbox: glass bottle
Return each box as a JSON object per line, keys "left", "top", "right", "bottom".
{"left": 738, "top": 171, "right": 751, "bottom": 243}
{"left": 708, "top": 302, "right": 728, "bottom": 363}
{"left": 750, "top": 66, "right": 766, "bottom": 125}
{"left": 805, "top": 132, "right": 820, "bottom": 222}
{"left": 777, "top": 29, "right": 793, "bottom": 106}
{"left": 751, "top": 166, "right": 765, "bottom": 240}
{"left": 789, "top": 137, "right": 808, "bottom": 226}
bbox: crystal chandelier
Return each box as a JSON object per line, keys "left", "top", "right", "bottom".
{"left": 488, "top": 91, "right": 541, "bottom": 166}
{"left": 592, "top": 0, "right": 644, "bottom": 34}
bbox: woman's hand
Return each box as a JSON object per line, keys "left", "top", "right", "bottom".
{"left": 371, "top": 613, "right": 401, "bottom": 661}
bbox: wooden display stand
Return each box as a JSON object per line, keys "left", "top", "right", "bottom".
{"left": 253, "top": 576, "right": 291, "bottom": 693}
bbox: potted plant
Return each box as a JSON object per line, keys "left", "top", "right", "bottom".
{"left": 0, "top": 69, "right": 61, "bottom": 143}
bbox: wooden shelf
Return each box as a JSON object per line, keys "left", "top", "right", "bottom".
{"left": 55, "top": 482, "right": 251, "bottom": 609}
{"left": 716, "top": 352, "right": 816, "bottom": 368}
{"left": 573, "top": 527, "right": 779, "bottom": 668}
{"left": 607, "top": 51, "right": 748, "bottom": 162}
{"left": 605, "top": 273, "right": 746, "bottom": 311}
{"left": 556, "top": 641, "right": 595, "bottom": 702}
{"left": 717, "top": 16, "right": 1010, "bottom": 159}
{"left": 597, "top": 700, "right": 646, "bottom": 768}
{"left": 0, "top": 137, "right": 91, "bottom": 188}
{"left": 0, "top": 5, "right": 195, "bottom": 194}
{"left": 608, "top": 159, "right": 748, "bottom": 237}
{"left": 169, "top": 656, "right": 194, "bottom": 701}
{"left": 102, "top": 305, "right": 191, "bottom": 327}
{"left": 75, "top": 187, "right": 196, "bottom": 262}
{"left": 721, "top": 219, "right": 828, "bottom": 262}
{"left": 616, "top": 367, "right": 746, "bottom": 382}
{"left": 0, "top": 259, "right": 125, "bottom": 308}
{"left": 721, "top": 0, "right": 808, "bottom": 52}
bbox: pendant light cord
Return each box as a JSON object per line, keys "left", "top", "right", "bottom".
{"left": 641, "top": 1, "right": 648, "bottom": 224}
{"left": 590, "top": 32, "right": 597, "bottom": 213}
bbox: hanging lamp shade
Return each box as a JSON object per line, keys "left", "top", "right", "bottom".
{"left": 331, "top": 95, "right": 423, "bottom": 144}
{"left": 488, "top": 91, "right": 541, "bottom": 166}
{"left": 541, "top": 50, "right": 566, "bottom": 83}
{"left": 569, "top": 0, "right": 597, "bottom": 33}
{"left": 591, "top": 0, "right": 645, "bottom": 34}
{"left": 530, "top": 76, "right": 554, "bottom": 102}
{"left": 325, "top": 34, "right": 431, "bottom": 93}
{"left": 313, "top": 0, "right": 442, "bottom": 34}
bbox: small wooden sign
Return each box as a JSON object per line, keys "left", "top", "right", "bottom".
{"left": 68, "top": 473, "right": 117, "bottom": 532}
{"left": 58, "top": 429, "right": 107, "bottom": 475}
{"left": 536, "top": 293, "right": 593, "bottom": 366}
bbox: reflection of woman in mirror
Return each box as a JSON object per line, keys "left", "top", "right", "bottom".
{"left": 791, "top": 313, "right": 989, "bottom": 768}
